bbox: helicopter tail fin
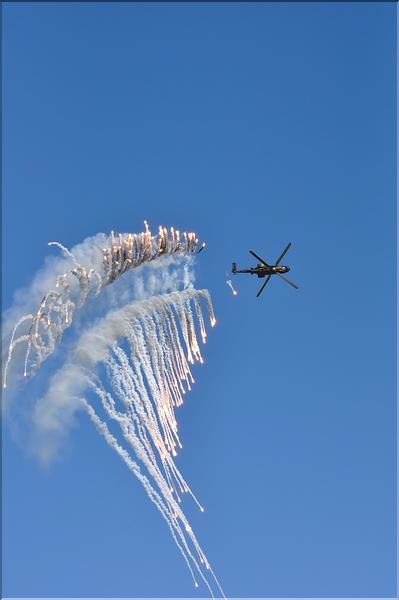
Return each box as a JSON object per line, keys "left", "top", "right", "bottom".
{"left": 232, "top": 262, "right": 237, "bottom": 274}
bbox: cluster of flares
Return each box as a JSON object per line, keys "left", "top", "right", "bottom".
{"left": 81, "top": 289, "right": 222, "bottom": 595}
{"left": 3, "top": 223, "right": 204, "bottom": 387}
{"left": 103, "top": 221, "right": 205, "bottom": 284}
{"left": 3, "top": 223, "right": 224, "bottom": 596}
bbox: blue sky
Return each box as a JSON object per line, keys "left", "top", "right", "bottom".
{"left": 2, "top": 2, "right": 396, "bottom": 597}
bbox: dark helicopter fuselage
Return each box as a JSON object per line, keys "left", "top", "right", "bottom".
{"left": 234, "top": 263, "right": 290, "bottom": 278}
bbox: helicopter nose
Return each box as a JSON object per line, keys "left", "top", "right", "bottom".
{"left": 285, "top": 266, "right": 290, "bottom": 272}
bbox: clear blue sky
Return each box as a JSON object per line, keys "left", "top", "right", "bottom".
{"left": 2, "top": 2, "right": 396, "bottom": 597}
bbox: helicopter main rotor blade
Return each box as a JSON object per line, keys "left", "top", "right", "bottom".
{"left": 256, "top": 275, "right": 272, "bottom": 298}
{"left": 275, "top": 242, "right": 291, "bottom": 266}
{"left": 249, "top": 250, "right": 270, "bottom": 267}
{"left": 277, "top": 273, "right": 299, "bottom": 289}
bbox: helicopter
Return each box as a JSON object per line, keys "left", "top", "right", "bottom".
{"left": 232, "top": 243, "right": 299, "bottom": 297}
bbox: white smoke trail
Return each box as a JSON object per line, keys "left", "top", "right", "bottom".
{"left": 82, "top": 400, "right": 202, "bottom": 590}
{"left": 226, "top": 279, "right": 238, "bottom": 296}
{"left": 3, "top": 225, "right": 224, "bottom": 596}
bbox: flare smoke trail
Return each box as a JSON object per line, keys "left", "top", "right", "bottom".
{"left": 3, "top": 223, "right": 223, "bottom": 596}
{"left": 226, "top": 279, "right": 238, "bottom": 296}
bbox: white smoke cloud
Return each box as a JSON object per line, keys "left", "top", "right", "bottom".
{"left": 2, "top": 226, "right": 224, "bottom": 595}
